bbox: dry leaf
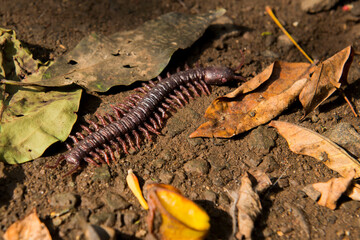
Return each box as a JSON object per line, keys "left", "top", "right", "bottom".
{"left": 312, "top": 170, "right": 355, "bottom": 210}
{"left": 27, "top": 9, "right": 225, "bottom": 92}
{"left": 236, "top": 172, "right": 262, "bottom": 240}
{"left": 248, "top": 168, "right": 272, "bottom": 193}
{"left": 4, "top": 209, "right": 52, "bottom": 240}
{"left": 299, "top": 46, "right": 354, "bottom": 117}
{"left": 269, "top": 121, "right": 360, "bottom": 178}
{"left": 346, "top": 183, "right": 360, "bottom": 201}
{"left": 190, "top": 61, "right": 313, "bottom": 138}
{"left": 146, "top": 183, "right": 210, "bottom": 240}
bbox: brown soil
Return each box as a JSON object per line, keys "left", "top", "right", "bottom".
{"left": 1, "top": 0, "right": 360, "bottom": 239}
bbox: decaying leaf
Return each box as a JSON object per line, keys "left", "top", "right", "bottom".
{"left": 0, "top": 28, "right": 49, "bottom": 82}
{"left": 4, "top": 208, "right": 52, "bottom": 240}
{"left": 312, "top": 170, "right": 355, "bottom": 210}
{"left": 269, "top": 120, "right": 360, "bottom": 178}
{"left": 247, "top": 168, "right": 272, "bottom": 194}
{"left": 236, "top": 172, "right": 263, "bottom": 240}
{"left": 299, "top": 46, "right": 354, "bottom": 117}
{"left": 0, "top": 28, "right": 82, "bottom": 164}
{"left": 146, "top": 183, "right": 210, "bottom": 240}
{"left": 190, "top": 61, "right": 313, "bottom": 138}
{"left": 25, "top": 9, "right": 226, "bottom": 92}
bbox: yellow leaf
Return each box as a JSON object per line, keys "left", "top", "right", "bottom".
{"left": 146, "top": 183, "right": 210, "bottom": 240}
{"left": 126, "top": 169, "right": 149, "bottom": 210}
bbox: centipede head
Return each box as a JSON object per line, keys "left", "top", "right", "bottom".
{"left": 203, "top": 50, "right": 246, "bottom": 85}
{"left": 203, "top": 66, "right": 245, "bottom": 85}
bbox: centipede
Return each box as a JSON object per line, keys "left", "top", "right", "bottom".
{"left": 48, "top": 58, "right": 245, "bottom": 176}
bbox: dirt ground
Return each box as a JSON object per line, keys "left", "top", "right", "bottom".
{"left": 1, "top": 0, "right": 360, "bottom": 239}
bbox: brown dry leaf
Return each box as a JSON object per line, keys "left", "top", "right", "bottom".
{"left": 248, "top": 168, "right": 272, "bottom": 193}
{"left": 190, "top": 61, "right": 313, "bottom": 138}
{"left": 269, "top": 120, "right": 360, "bottom": 178}
{"left": 346, "top": 183, "right": 360, "bottom": 201}
{"left": 236, "top": 172, "right": 263, "bottom": 240}
{"left": 312, "top": 170, "right": 355, "bottom": 210}
{"left": 4, "top": 209, "right": 52, "bottom": 240}
{"left": 299, "top": 46, "right": 354, "bottom": 117}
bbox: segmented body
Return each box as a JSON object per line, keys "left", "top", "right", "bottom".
{"left": 49, "top": 65, "right": 243, "bottom": 176}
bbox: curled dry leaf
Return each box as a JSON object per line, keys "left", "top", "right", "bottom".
{"left": 312, "top": 170, "right": 355, "bottom": 210}
{"left": 190, "top": 61, "right": 313, "bottom": 138}
{"left": 26, "top": 9, "right": 225, "bottom": 92}
{"left": 236, "top": 172, "right": 263, "bottom": 240}
{"left": 299, "top": 46, "right": 354, "bottom": 117}
{"left": 146, "top": 183, "right": 210, "bottom": 240}
{"left": 4, "top": 209, "right": 52, "bottom": 240}
{"left": 269, "top": 121, "right": 360, "bottom": 178}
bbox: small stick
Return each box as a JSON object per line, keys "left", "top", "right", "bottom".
{"left": 265, "top": 6, "right": 314, "bottom": 63}
{"left": 338, "top": 88, "right": 358, "bottom": 117}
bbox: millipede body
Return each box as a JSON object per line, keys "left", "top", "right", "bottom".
{"left": 49, "top": 64, "right": 244, "bottom": 176}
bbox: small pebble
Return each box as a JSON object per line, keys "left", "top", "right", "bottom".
{"left": 328, "top": 215, "right": 337, "bottom": 224}
{"left": 159, "top": 170, "right": 174, "bottom": 184}
{"left": 261, "top": 50, "right": 279, "bottom": 59}
{"left": 184, "top": 159, "right": 210, "bottom": 175}
{"left": 89, "top": 212, "right": 115, "bottom": 226}
{"left": 102, "top": 192, "right": 130, "bottom": 211}
{"left": 202, "top": 190, "right": 217, "bottom": 202}
{"left": 218, "top": 193, "right": 230, "bottom": 206}
{"left": 265, "top": 35, "right": 276, "bottom": 47}
{"left": 153, "top": 158, "right": 165, "bottom": 169}
{"left": 92, "top": 165, "right": 111, "bottom": 182}
{"left": 49, "top": 192, "right": 78, "bottom": 211}
{"left": 212, "top": 177, "right": 225, "bottom": 187}
{"left": 187, "top": 137, "right": 203, "bottom": 146}
{"left": 247, "top": 126, "right": 277, "bottom": 154}
{"left": 123, "top": 211, "right": 140, "bottom": 226}
{"left": 135, "top": 229, "right": 147, "bottom": 238}
{"left": 13, "top": 184, "right": 24, "bottom": 200}
{"left": 263, "top": 228, "right": 273, "bottom": 237}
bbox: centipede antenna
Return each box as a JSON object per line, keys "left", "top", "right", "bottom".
{"left": 233, "top": 49, "right": 245, "bottom": 73}
{"left": 233, "top": 75, "right": 247, "bottom": 81}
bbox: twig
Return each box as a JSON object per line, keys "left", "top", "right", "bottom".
{"left": 338, "top": 88, "right": 358, "bottom": 117}
{"left": 265, "top": 6, "right": 313, "bottom": 63}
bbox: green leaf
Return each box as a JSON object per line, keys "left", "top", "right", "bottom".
{"left": 0, "top": 28, "right": 82, "bottom": 164}
{"left": 0, "top": 87, "right": 82, "bottom": 164}
{"left": 25, "top": 9, "right": 226, "bottom": 92}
